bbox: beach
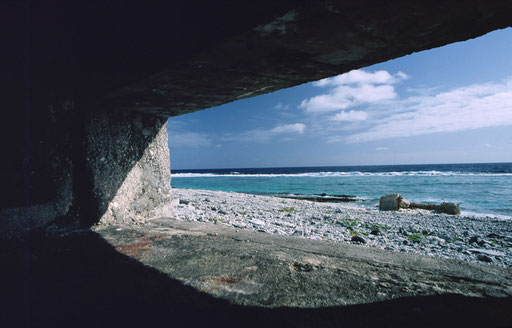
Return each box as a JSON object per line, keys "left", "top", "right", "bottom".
{"left": 172, "top": 188, "right": 512, "bottom": 267}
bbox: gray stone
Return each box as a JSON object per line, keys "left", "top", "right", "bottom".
{"left": 379, "top": 194, "right": 402, "bottom": 211}
{"left": 468, "top": 249, "right": 506, "bottom": 257}
{"left": 400, "top": 199, "right": 411, "bottom": 209}
{"left": 439, "top": 202, "right": 461, "bottom": 215}
{"left": 477, "top": 254, "right": 493, "bottom": 263}
{"left": 351, "top": 235, "right": 366, "bottom": 244}
{"left": 469, "top": 236, "right": 484, "bottom": 246}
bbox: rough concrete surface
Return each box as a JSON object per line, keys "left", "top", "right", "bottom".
{"left": 85, "top": 112, "right": 172, "bottom": 226}
{"left": 95, "top": 1, "right": 512, "bottom": 116}
{"left": 0, "top": 110, "right": 173, "bottom": 239}
{"left": 3, "top": 219, "right": 511, "bottom": 327}
{"left": 85, "top": 219, "right": 512, "bottom": 327}
{"left": 97, "top": 219, "right": 512, "bottom": 306}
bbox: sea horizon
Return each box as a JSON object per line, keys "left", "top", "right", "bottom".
{"left": 172, "top": 161, "right": 512, "bottom": 172}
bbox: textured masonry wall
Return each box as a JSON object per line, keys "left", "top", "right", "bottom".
{"left": 85, "top": 112, "right": 173, "bottom": 226}
{"left": 0, "top": 108, "right": 173, "bottom": 239}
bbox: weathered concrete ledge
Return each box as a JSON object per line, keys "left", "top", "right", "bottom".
{"left": 96, "top": 219, "right": 512, "bottom": 308}
{"left": 2, "top": 219, "right": 511, "bottom": 327}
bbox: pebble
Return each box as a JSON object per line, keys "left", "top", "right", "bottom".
{"left": 351, "top": 235, "right": 366, "bottom": 244}
{"left": 468, "top": 248, "right": 506, "bottom": 257}
{"left": 172, "top": 188, "right": 512, "bottom": 268}
{"left": 477, "top": 254, "right": 493, "bottom": 263}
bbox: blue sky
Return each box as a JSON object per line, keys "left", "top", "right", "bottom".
{"left": 168, "top": 28, "right": 512, "bottom": 169}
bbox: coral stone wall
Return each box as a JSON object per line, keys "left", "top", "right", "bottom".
{"left": 84, "top": 112, "right": 172, "bottom": 226}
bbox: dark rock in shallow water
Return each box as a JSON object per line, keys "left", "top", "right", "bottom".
{"left": 370, "top": 229, "right": 381, "bottom": 236}
{"left": 279, "top": 194, "right": 359, "bottom": 203}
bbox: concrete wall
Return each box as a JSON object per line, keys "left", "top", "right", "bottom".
{"left": 84, "top": 112, "right": 172, "bottom": 226}
{"left": 0, "top": 106, "right": 172, "bottom": 239}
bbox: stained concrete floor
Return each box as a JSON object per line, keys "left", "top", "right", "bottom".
{"left": 2, "top": 217, "right": 512, "bottom": 327}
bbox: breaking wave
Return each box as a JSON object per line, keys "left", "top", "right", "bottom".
{"left": 172, "top": 171, "right": 512, "bottom": 178}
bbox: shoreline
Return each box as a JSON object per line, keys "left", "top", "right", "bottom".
{"left": 172, "top": 188, "right": 512, "bottom": 268}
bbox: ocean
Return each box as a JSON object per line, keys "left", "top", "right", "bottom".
{"left": 171, "top": 162, "right": 512, "bottom": 219}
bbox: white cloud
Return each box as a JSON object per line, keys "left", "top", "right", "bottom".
{"left": 396, "top": 71, "right": 409, "bottom": 80}
{"left": 324, "top": 136, "right": 344, "bottom": 144}
{"left": 485, "top": 143, "right": 502, "bottom": 149}
{"left": 168, "top": 131, "right": 211, "bottom": 148}
{"left": 344, "top": 78, "right": 512, "bottom": 143}
{"left": 376, "top": 147, "right": 389, "bottom": 151}
{"left": 313, "top": 70, "right": 404, "bottom": 86}
{"left": 223, "top": 123, "right": 306, "bottom": 143}
{"left": 300, "top": 69, "right": 406, "bottom": 113}
{"left": 274, "top": 102, "right": 289, "bottom": 110}
{"left": 330, "top": 110, "right": 368, "bottom": 121}
{"left": 271, "top": 123, "right": 305, "bottom": 134}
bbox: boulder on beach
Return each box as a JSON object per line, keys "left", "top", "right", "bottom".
{"left": 379, "top": 193, "right": 460, "bottom": 215}
{"left": 379, "top": 193, "right": 404, "bottom": 211}
{"left": 439, "top": 202, "right": 461, "bottom": 215}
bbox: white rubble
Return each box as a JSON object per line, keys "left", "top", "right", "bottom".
{"left": 170, "top": 188, "right": 512, "bottom": 268}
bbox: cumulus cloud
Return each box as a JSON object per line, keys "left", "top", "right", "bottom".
{"left": 270, "top": 123, "right": 305, "bottom": 134}
{"left": 223, "top": 123, "right": 306, "bottom": 143}
{"left": 300, "top": 69, "right": 407, "bottom": 113}
{"left": 344, "top": 78, "right": 512, "bottom": 143}
{"left": 313, "top": 70, "right": 406, "bottom": 87}
{"left": 274, "top": 102, "right": 290, "bottom": 110}
{"left": 330, "top": 110, "right": 368, "bottom": 121}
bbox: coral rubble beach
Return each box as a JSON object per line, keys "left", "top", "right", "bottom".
{"left": 172, "top": 188, "right": 512, "bottom": 268}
